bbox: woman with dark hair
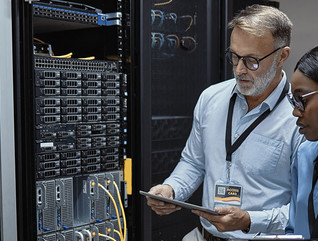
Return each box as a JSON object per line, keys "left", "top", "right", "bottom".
{"left": 286, "top": 46, "right": 318, "bottom": 238}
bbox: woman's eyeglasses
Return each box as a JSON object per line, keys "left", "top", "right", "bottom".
{"left": 287, "top": 90, "right": 318, "bottom": 112}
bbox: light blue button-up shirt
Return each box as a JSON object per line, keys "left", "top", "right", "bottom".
{"left": 286, "top": 140, "right": 318, "bottom": 239}
{"left": 164, "top": 72, "right": 304, "bottom": 239}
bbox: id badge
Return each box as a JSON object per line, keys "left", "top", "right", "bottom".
{"left": 214, "top": 181, "right": 242, "bottom": 206}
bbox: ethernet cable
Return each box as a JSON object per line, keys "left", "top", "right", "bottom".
{"left": 98, "top": 183, "right": 124, "bottom": 241}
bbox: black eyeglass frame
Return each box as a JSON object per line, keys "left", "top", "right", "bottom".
{"left": 225, "top": 46, "right": 285, "bottom": 71}
{"left": 287, "top": 90, "right": 318, "bottom": 112}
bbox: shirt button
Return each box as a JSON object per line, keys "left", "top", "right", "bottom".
{"left": 234, "top": 133, "right": 239, "bottom": 138}
{"left": 242, "top": 106, "right": 247, "bottom": 110}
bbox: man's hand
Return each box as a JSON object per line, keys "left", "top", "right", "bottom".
{"left": 146, "top": 184, "right": 181, "bottom": 215}
{"left": 192, "top": 206, "right": 251, "bottom": 232}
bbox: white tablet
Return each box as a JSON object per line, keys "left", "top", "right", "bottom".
{"left": 140, "top": 190, "right": 219, "bottom": 215}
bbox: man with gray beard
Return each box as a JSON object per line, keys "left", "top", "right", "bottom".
{"left": 146, "top": 4, "right": 304, "bottom": 240}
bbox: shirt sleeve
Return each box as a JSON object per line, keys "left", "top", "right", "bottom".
{"left": 163, "top": 93, "right": 206, "bottom": 201}
{"left": 285, "top": 152, "right": 299, "bottom": 234}
{"left": 248, "top": 204, "right": 289, "bottom": 234}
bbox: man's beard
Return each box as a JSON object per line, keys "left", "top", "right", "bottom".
{"left": 234, "top": 56, "right": 278, "bottom": 96}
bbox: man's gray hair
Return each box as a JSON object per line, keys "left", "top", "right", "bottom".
{"left": 228, "top": 4, "right": 293, "bottom": 47}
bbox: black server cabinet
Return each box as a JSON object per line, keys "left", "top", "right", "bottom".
{"left": 13, "top": 0, "right": 131, "bottom": 240}
{"left": 134, "top": 1, "right": 222, "bottom": 241}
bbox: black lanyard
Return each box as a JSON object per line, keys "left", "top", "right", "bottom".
{"left": 225, "top": 80, "right": 289, "bottom": 162}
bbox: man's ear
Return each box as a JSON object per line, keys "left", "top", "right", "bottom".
{"left": 278, "top": 46, "right": 290, "bottom": 68}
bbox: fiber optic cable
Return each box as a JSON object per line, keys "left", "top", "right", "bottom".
{"left": 99, "top": 233, "right": 116, "bottom": 241}
{"left": 78, "top": 56, "right": 95, "bottom": 60}
{"left": 98, "top": 183, "right": 124, "bottom": 241}
{"left": 114, "top": 229, "right": 122, "bottom": 240}
{"left": 53, "top": 52, "right": 73, "bottom": 58}
{"left": 154, "top": 0, "right": 173, "bottom": 6}
{"left": 113, "top": 181, "right": 127, "bottom": 241}
{"left": 180, "top": 15, "right": 193, "bottom": 32}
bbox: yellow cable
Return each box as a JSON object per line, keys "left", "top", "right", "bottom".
{"left": 33, "top": 37, "right": 46, "bottom": 44}
{"left": 184, "top": 15, "right": 193, "bottom": 32}
{"left": 98, "top": 233, "right": 116, "bottom": 241}
{"left": 98, "top": 183, "right": 124, "bottom": 241}
{"left": 154, "top": 0, "right": 173, "bottom": 6}
{"left": 114, "top": 229, "right": 122, "bottom": 240}
{"left": 114, "top": 181, "right": 127, "bottom": 241}
{"left": 53, "top": 52, "right": 73, "bottom": 58}
{"left": 78, "top": 56, "right": 95, "bottom": 60}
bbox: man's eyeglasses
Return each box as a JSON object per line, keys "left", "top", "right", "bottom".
{"left": 287, "top": 90, "right": 318, "bottom": 112}
{"left": 225, "top": 47, "right": 284, "bottom": 71}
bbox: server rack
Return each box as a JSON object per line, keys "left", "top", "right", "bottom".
{"left": 12, "top": 0, "right": 131, "bottom": 240}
